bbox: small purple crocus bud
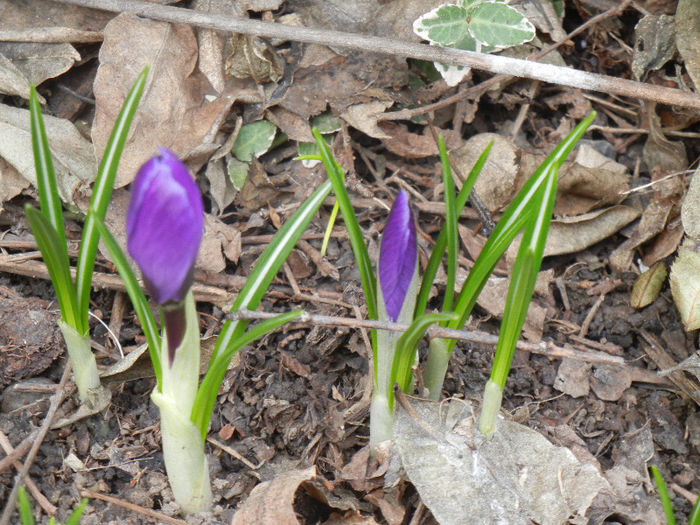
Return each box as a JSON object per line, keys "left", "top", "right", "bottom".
{"left": 378, "top": 190, "right": 418, "bottom": 322}
{"left": 127, "top": 148, "right": 204, "bottom": 306}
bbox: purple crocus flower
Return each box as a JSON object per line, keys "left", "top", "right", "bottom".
{"left": 127, "top": 148, "right": 204, "bottom": 305}
{"left": 378, "top": 190, "right": 417, "bottom": 322}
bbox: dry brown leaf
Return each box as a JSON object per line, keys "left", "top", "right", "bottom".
{"left": 642, "top": 220, "right": 684, "bottom": 267}
{"left": 199, "top": 214, "right": 231, "bottom": 274}
{"left": 610, "top": 200, "right": 673, "bottom": 272}
{"left": 0, "top": 42, "right": 80, "bottom": 87}
{"left": 205, "top": 157, "right": 237, "bottom": 214}
{"left": 453, "top": 133, "right": 518, "bottom": 212}
{"left": 281, "top": 52, "right": 405, "bottom": 120}
{"left": 681, "top": 165, "right": 700, "bottom": 241}
{"left": 670, "top": 240, "right": 700, "bottom": 330}
{"left": 380, "top": 122, "right": 461, "bottom": 160}
{"left": 0, "top": 52, "right": 32, "bottom": 100}
{"left": 341, "top": 101, "right": 393, "bottom": 140}
{"left": 226, "top": 34, "right": 282, "bottom": 83}
{"left": 519, "top": 145, "right": 629, "bottom": 216}
{"left": 289, "top": 0, "right": 442, "bottom": 42}
{"left": 643, "top": 104, "right": 688, "bottom": 173}
{"left": 268, "top": 106, "right": 314, "bottom": 142}
{"left": 0, "top": 0, "right": 111, "bottom": 32}
{"left": 92, "top": 13, "right": 230, "bottom": 188}
{"left": 476, "top": 275, "right": 546, "bottom": 341}
{"left": 193, "top": 0, "right": 240, "bottom": 94}
{"left": 675, "top": 0, "right": 700, "bottom": 90}
{"left": 0, "top": 103, "right": 96, "bottom": 204}
{"left": 231, "top": 466, "right": 317, "bottom": 525}
{"left": 0, "top": 156, "right": 30, "bottom": 203}
{"left": 630, "top": 262, "right": 667, "bottom": 309}
{"left": 539, "top": 205, "right": 640, "bottom": 258}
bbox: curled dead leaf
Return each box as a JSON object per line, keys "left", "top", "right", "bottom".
{"left": 231, "top": 466, "right": 316, "bottom": 525}
{"left": 670, "top": 240, "right": 700, "bottom": 330}
{"left": 630, "top": 262, "right": 667, "bottom": 309}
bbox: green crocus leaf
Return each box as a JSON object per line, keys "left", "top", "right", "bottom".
{"left": 25, "top": 205, "right": 79, "bottom": 329}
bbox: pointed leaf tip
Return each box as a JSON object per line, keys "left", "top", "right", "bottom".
{"left": 379, "top": 190, "right": 417, "bottom": 321}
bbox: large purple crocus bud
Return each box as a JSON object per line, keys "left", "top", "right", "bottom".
{"left": 378, "top": 190, "right": 418, "bottom": 322}
{"left": 127, "top": 149, "right": 204, "bottom": 363}
{"left": 127, "top": 148, "right": 204, "bottom": 305}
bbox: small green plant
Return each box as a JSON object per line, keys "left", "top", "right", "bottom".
{"left": 650, "top": 465, "right": 700, "bottom": 525}
{"left": 94, "top": 149, "right": 331, "bottom": 512}
{"left": 413, "top": 0, "right": 536, "bottom": 85}
{"left": 302, "top": 113, "right": 595, "bottom": 448}
{"left": 26, "top": 68, "right": 148, "bottom": 404}
{"left": 18, "top": 487, "right": 87, "bottom": 525}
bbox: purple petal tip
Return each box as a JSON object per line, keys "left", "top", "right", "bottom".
{"left": 379, "top": 190, "right": 417, "bottom": 321}
{"left": 127, "top": 149, "right": 204, "bottom": 304}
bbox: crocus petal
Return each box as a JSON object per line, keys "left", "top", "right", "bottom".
{"left": 379, "top": 190, "right": 417, "bottom": 322}
{"left": 127, "top": 148, "right": 204, "bottom": 304}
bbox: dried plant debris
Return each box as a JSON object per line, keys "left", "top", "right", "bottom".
{"left": 231, "top": 466, "right": 317, "bottom": 525}
{"left": 392, "top": 398, "right": 609, "bottom": 525}
{"left": 675, "top": 0, "right": 700, "bottom": 90}
{"left": 0, "top": 103, "right": 96, "bottom": 204}
{"left": 92, "top": 13, "right": 231, "bottom": 188}
{"left": 632, "top": 14, "right": 676, "bottom": 81}
{"left": 630, "top": 262, "right": 667, "bottom": 309}
{"left": 670, "top": 240, "right": 700, "bottom": 331}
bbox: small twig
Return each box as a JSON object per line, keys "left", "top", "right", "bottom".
{"left": 0, "top": 432, "right": 36, "bottom": 474}
{"left": 0, "top": 364, "right": 71, "bottom": 525}
{"left": 227, "top": 309, "right": 626, "bottom": 366}
{"left": 53, "top": 0, "right": 700, "bottom": 110}
{"left": 0, "top": 27, "right": 103, "bottom": 43}
{"left": 80, "top": 489, "right": 187, "bottom": 525}
{"left": 579, "top": 293, "right": 606, "bottom": 338}
{"left": 0, "top": 432, "right": 57, "bottom": 516}
{"left": 206, "top": 437, "right": 264, "bottom": 471}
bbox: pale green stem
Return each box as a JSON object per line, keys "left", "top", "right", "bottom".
{"left": 151, "top": 292, "right": 211, "bottom": 514}
{"left": 370, "top": 327, "right": 398, "bottom": 452}
{"left": 424, "top": 337, "right": 451, "bottom": 400}
{"left": 369, "top": 391, "right": 393, "bottom": 451}
{"left": 58, "top": 320, "right": 100, "bottom": 402}
{"left": 477, "top": 378, "right": 503, "bottom": 438}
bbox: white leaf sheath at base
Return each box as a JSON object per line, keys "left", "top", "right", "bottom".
{"left": 478, "top": 379, "right": 503, "bottom": 438}
{"left": 153, "top": 291, "right": 212, "bottom": 513}
{"left": 58, "top": 319, "right": 101, "bottom": 402}
{"left": 152, "top": 391, "right": 212, "bottom": 513}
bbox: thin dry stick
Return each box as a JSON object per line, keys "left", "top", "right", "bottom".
{"left": 0, "top": 432, "right": 57, "bottom": 515}
{"left": 206, "top": 437, "right": 263, "bottom": 470}
{"left": 382, "top": 0, "right": 634, "bottom": 122}
{"left": 227, "top": 309, "right": 625, "bottom": 366}
{"left": 80, "top": 489, "right": 188, "bottom": 525}
{"left": 0, "top": 364, "right": 71, "bottom": 525}
{"left": 0, "top": 432, "right": 36, "bottom": 475}
{"left": 55, "top": 0, "right": 700, "bottom": 110}
{"left": 0, "top": 28, "right": 103, "bottom": 43}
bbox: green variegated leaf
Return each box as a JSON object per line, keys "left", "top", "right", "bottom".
{"left": 467, "top": 3, "right": 535, "bottom": 49}
{"left": 231, "top": 120, "right": 276, "bottom": 162}
{"left": 413, "top": 5, "right": 469, "bottom": 47}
